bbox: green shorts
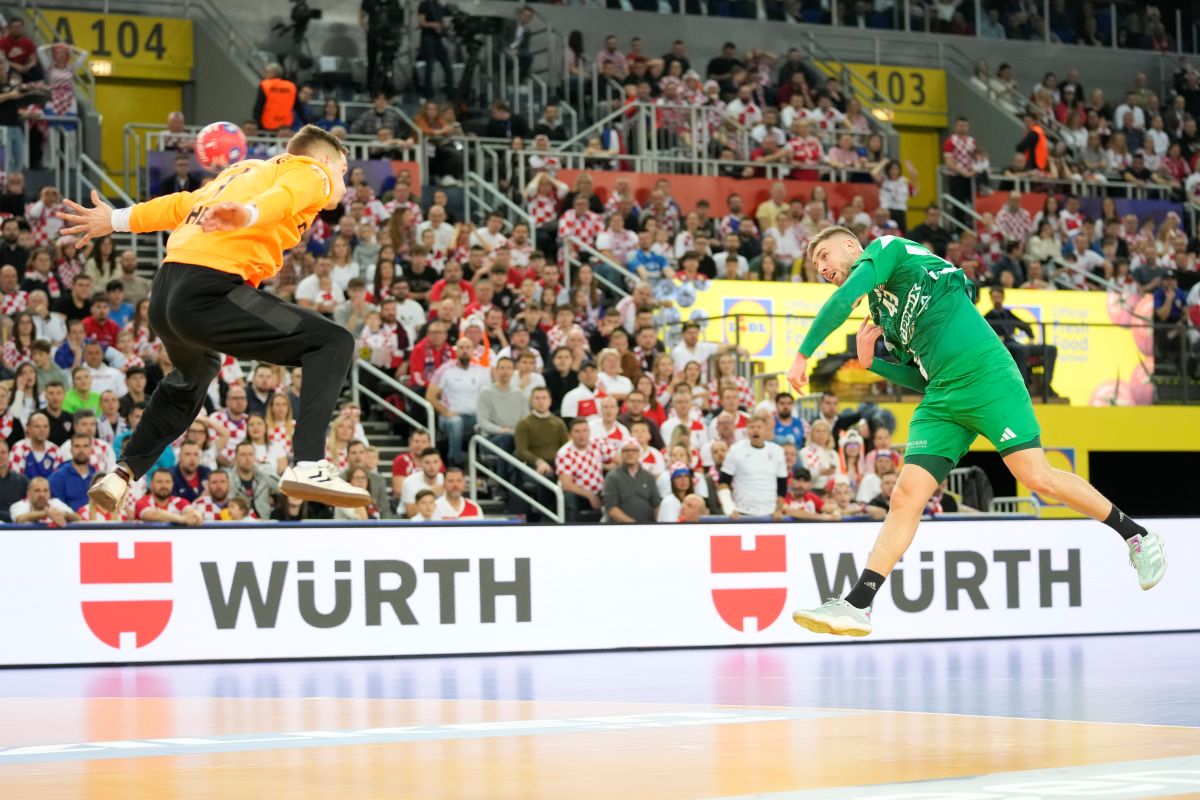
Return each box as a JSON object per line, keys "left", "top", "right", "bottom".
{"left": 904, "top": 339, "right": 1042, "bottom": 483}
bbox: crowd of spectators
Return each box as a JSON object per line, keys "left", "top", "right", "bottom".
{"left": 533, "top": 0, "right": 1190, "bottom": 54}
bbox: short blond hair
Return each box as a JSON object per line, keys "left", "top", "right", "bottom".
{"left": 805, "top": 225, "right": 857, "bottom": 267}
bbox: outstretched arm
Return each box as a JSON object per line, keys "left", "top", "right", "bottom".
{"left": 787, "top": 263, "right": 878, "bottom": 393}
{"left": 58, "top": 190, "right": 199, "bottom": 247}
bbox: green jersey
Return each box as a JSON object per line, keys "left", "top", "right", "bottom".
{"left": 799, "top": 235, "right": 995, "bottom": 384}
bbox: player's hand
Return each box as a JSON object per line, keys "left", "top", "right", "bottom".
{"left": 856, "top": 317, "right": 883, "bottom": 369}
{"left": 786, "top": 351, "right": 809, "bottom": 394}
{"left": 57, "top": 190, "right": 114, "bottom": 248}
{"left": 201, "top": 202, "right": 252, "bottom": 233}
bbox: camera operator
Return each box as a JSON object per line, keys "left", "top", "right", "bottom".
{"left": 361, "top": 0, "right": 404, "bottom": 95}
{"left": 417, "top": 0, "right": 455, "bottom": 99}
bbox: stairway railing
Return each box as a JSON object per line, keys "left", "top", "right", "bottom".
{"left": 350, "top": 360, "right": 437, "bottom": 447}
{"left": 468, "top": 435, "right": 564, "bottom": 524}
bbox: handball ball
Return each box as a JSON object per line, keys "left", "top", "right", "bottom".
{"left": 195, "top": 121, "right": 247, "bottom": 172}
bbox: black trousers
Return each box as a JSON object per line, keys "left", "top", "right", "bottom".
{"left": 120, "top": 263, "right": 355, "bottom": 479}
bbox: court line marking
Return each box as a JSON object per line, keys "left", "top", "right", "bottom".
{"left": 0, "top": 708, "right": 856, "bottom": 766}
{"left": 707, "top": 754, "right": 1200, "bottom": 799}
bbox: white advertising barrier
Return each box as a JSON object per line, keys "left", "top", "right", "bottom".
{"left": 0, "top": 519, "right": 1195, "bottom": 666}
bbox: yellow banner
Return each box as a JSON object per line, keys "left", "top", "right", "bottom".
{"left": 814, "top": 62, "right": 947, "bottom": 128}
{"left": 42, "top": 9, "right": 193, "bottom": 81}
{"left": 687, "top": 281, "right": 1148, "bottom": 407}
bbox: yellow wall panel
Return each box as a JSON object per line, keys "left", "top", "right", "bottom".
{"left": 94, "top": 80, "right": 181, "bottom": 186}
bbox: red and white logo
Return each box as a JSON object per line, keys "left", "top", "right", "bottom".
{"left": 79, "top": 541, "right": 173, "bottom": 649}
{"left": 709, "top": 535, "right": 787, "bottom": 632}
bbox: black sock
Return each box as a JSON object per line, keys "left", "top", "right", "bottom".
{"left": 845, "top": 569, "right": 886, "bottom": 609}
{"left": 1104, "top": 504, "right": 1148, "bottom": 541}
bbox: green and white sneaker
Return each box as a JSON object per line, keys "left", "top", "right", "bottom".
{"left": 1128, "top": 532, "right": 1167, "bottom": 590}
{"left": 792, "top": 597, "right": 873, "bottom": 637}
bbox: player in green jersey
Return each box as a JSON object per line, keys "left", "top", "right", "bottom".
{"left": 786, "top": 227, "right": 1166, "bottom": 637}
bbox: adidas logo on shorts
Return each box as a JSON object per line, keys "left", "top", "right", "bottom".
{"left": 999, "top": 427, "right": 1017, "bottom": 443}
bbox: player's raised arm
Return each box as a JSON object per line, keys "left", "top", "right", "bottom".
{"left": 787, "top": 261, "right": 877, "bottom": 393}
{"left": 58, "top": 189, "right": 199, "bottom": 247}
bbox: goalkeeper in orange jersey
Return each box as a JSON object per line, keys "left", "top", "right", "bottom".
{"left": 58, "top": 124, "right": 370, "bottom": 511}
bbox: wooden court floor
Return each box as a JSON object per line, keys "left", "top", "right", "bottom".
{"left": 3, "top": 635, "right": 1200, "bottom": 799}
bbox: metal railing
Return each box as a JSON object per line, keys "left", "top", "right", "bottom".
{"left": 689, "top": 311, "right": 1198, "bottom": 406}
{"left": 349, "top": 359, "right": 437, "bottom": 446}
{"left": 468, "top": 435, "right": 565, "bottom": 524}
{"left": 122, "top": 122, "right": 421, "bottom": 199}
{"left": 463, "top": 168, "right": 534, "bottom": 232}
{"left": 562, "top": 236, "right": 634, "bottom": 299}
{"left": 23, "top": 115, "right": 81, "bottom": 188}
{"left": 989, "top": 496, "right": 1042, "bottom": 517}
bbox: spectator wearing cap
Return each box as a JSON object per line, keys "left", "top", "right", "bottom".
{"left": 11, "top": 477, "right": 78, "bottom": 526}
{"left": 783, "top": 465, "right": 840, "bottom": 521}
{"left": 560, "top": 361, "right": 601, "bottom": 420}
{"left": 656, "top": 462, "right": 696, "bottom": 522}
{"left": 856, "top": 448, "right": 898, "bottom": 504}
{"left": 47, "top": 432, "right": 96, "bottom": 512}
{"left": 1154, "top": 270, "right": 1189, "bottom": 360}
{"left": 555, "top": 416, "right": 613, "bottom": 522}
{"left": 718, "top": 414, "right": 788, "bottom": 520}
{"left": 118, "top": 367, "right": 148, "bottom": 418}
{"left": 602, "top": 437, "right": 660, "bottom": 524}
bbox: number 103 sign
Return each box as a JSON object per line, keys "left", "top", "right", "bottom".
{"left": 45, "top": 10, "right": 194, "bottom": 81}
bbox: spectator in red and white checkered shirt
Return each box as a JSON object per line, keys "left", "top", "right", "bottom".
{"left": 992, "top": 190, "right": 1035, "bottom": 244}
{"left": 555, "top": 416, "right": 614, "bottom": 521}
{"left": 942, "top": 116, "right": 979, "bottom": 222}
{"left": 133, "top": 468, "right": 202, "bottom": 525}
{"left": 0, "top": 264, "right": 27, "bottom": 316}
{"left": 595, "top": 35, "right": 629, "bottom": 78}
{"left": 524, "top": 173, "right": 567, "bottom": 228}
{"left": 25, "top": 186, "right": 66, "bottom": 248}
{"left": 557, "top": 194, "right": 603, "bottom": 266}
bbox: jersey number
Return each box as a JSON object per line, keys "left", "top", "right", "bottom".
{"left": 183, "top": 167, "right": 251, "bottom": 227}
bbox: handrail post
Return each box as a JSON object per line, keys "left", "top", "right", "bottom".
{"left": 350, "top": 361, "right": 360, "bottom": 406}
{"left": 468, "top": 437, "right": 478, "bottom": 504}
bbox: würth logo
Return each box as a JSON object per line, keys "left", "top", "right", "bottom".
{"left": 709, "top": 535, "right": 787, "bottom": 632}
{"left": 79, "top": 542, "right": 173, "bottom": 649}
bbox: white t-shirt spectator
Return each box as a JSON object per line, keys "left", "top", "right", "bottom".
{"left": 588, "top": 417, "right": 631, "bottom": 444}
{"left": 394, "top": 299, "right": 427, "bottom": 344}
{"left": 330, "top": 263, "right": 360, "bottom": 291}
{"left": 561, "top": 383, "right": 600, "bottom": 419}
{"left": 671, "top": 339, "right": 719, "bottom": 378}
{"left": 431, "top": 361, "right": 491, "bottom": 415}
{"left": 10, "top": 497, "right": 73, "bottom": 519}
{"left": 433, "top": 495, "right": 484, "bottom": 520}
{"left": 401, "top": 471, "right": 444, "bottom": 511}
{"left": 87, "top": 363, "right": 127, "bottom": 397}
{"left": 415, "top": 220, "right": 457, "bottom": 254}
{"left": 595, "top": 371, "right": 633, "bottom": 397}
{"left": 722, "top": 439, "right": 787, "bottom": 516}
{"left": 295, "top": 275, "right": 345, "bottom": 307}
{"left": 657, "top": 493, "right": 683, "bottom": 522}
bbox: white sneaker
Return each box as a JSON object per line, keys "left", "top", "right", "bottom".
{"left": 280, "top": 460, "right": 372, "bottom": 508}
{"left": 88, "top": 471, "right": 130, "bottom": 516}
{"left": 792, "top": 597, "right": 873, "bottom": 637}
{"left": 1128, "top": 532, "right": 1167, "bottom": 590}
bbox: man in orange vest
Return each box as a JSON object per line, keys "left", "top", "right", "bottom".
{"left": 1016, "top": 111, "right": 1048, "bottom": 173}
{"left": 57, "top": 125, "right": 371, "bottom": 512}
{"left": 253, "top": 63, "right": 299, "bottom": 132}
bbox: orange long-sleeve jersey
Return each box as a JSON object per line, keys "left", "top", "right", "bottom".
{"left": 127, "top": 154, "right": 337, "bottom": 287}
